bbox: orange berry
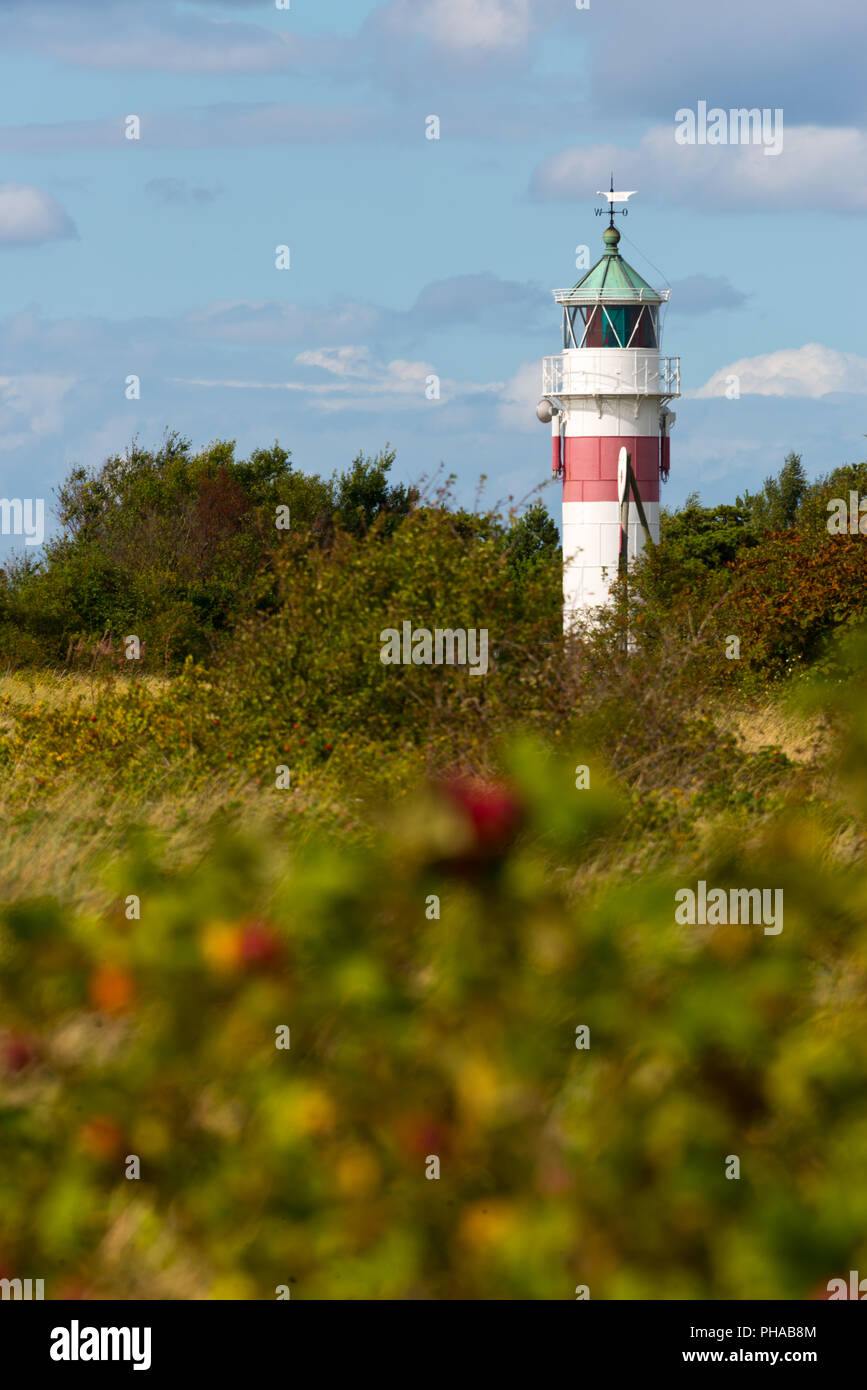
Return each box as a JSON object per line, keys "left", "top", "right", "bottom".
{"left": 79, "top": 1116, "right": 124, "bottom": 1160}
{"left": 201, "top": 922, "right": 244, "bottom": 972}
{"left": 89, "top": 964, "right": 134, "bottom": 1013}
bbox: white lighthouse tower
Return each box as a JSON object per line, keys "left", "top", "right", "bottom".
{"left": 537, "top": 185, "right": 680, "bottom": 629}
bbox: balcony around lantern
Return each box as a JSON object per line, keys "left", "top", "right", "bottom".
{"left": 552, "top": 287, "right": 670, "bottom": 305}
{"left": 543, "top": 349, "right": 680, "bottom": 399}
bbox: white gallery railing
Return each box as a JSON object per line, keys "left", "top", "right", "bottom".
{"left": 543, "top": 354, "right": 680, "bottom": 398}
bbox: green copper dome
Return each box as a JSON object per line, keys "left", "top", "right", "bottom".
{"left": 572, "top": 225, "right": 661, "bottom": 299}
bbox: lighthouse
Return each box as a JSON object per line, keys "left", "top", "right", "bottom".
{"left": 537, "top": 186, "right": 679, "bottom": 629}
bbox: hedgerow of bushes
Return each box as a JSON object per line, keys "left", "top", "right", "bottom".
{"left": 2, "top": 701, "right": 867, "bottom": 1298}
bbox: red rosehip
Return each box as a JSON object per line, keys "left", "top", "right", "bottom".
{"left": 2, "top": 1036, "right": 36, "bottom": 1074}
{"left": 239, "top": 922, "right": 283, "bottom": 968}
{"left": 442, "top": 777, "right": 523, "bottom": 853}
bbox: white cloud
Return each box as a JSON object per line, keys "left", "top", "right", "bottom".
{"left": 295, "top": 346, "right": 377, "bottom": 380}
{"left": 497, "top": 360, "right": 545, "bottom": 433}
{"left": 532, "top": 124, "right": 867, "bottom": 213}
{"left": 0, "top": 184, "right": 78, "bottom": 246}
{"left": 692, "top": 344, "right": 867, "bottom": 398}
{"left": 175, "top": 347, "right": 503, "bottom": 414}
{"left": 374, "top": 0, "right": 535, "bottom": 55}
{"left": 0, "top": 374, "right": 78, "bottom": 451}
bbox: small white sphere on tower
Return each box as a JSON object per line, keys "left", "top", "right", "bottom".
{"left": 536, "top": 398, "right": 555, "bottom": 424}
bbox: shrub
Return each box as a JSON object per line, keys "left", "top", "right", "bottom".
{"left": 0, "top": 437, "right": 415, "bottom": 670}
{"left": 1, "top": 713, "right": 866, "bottom": 1299}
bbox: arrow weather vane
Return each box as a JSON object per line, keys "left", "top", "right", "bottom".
{"left": 595, "top": 174, "right": 637, "bottom": 225}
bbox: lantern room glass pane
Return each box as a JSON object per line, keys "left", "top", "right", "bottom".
{"left": 603, "top": 308, "right": 628, "bottom": 346}
{"left": 580, "top": 305, "right": 658, "bottom": 348}
{"left": 583, "top": 307, "right": 604, "bottom": 346}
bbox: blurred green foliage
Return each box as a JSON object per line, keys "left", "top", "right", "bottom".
{"left": 1, "top": 707, "right": 866, "bottom": 1299}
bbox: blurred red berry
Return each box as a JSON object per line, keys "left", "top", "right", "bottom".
{"left": 2, "top": 1035, "right": 36, "bottom": 1074}
{"left": 401, "top": 1117, "right": 451, "bottom": 1158}
{"left": 442, "top": 777, "right": 523, "bottom": 855}
{"left": 240, "top": 922, "right": 283, "bottom": 969}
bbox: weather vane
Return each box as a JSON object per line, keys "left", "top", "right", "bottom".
{"left": 595, "top": 174, "right": 637, "bottom": 225}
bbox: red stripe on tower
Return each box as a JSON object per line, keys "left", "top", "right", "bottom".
{"left": 562, "top": 437, "right": 661, "bottom": 503}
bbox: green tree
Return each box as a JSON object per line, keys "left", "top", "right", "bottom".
{"left": 737, "top": 451, "right": 808, "bottom": 532}
{"left": 333, "top": 447, "right": 416, "bottom": 538}
{"left": 634, "top": 492, "right": 757, "bottom": 611}
{"left": 796, "top": 459, "right": 867, "bottom": 542}
{"left": 0, "top": 437, "right": 419, "bottom": 668}
{"left": 505, "top": 500, "right": 561, "bottom": 577}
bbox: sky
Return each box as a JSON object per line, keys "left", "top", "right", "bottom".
{"left": 0, "top": 0, "right": 865, "bottom": 552}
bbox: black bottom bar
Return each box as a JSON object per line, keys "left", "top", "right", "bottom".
{"left": 1, "top": 1299, "right": 860, "bottom": 1377}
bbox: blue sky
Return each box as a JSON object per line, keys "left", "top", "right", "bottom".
{"left": 0, "top": 0, "right": 865, "bottom": 552}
